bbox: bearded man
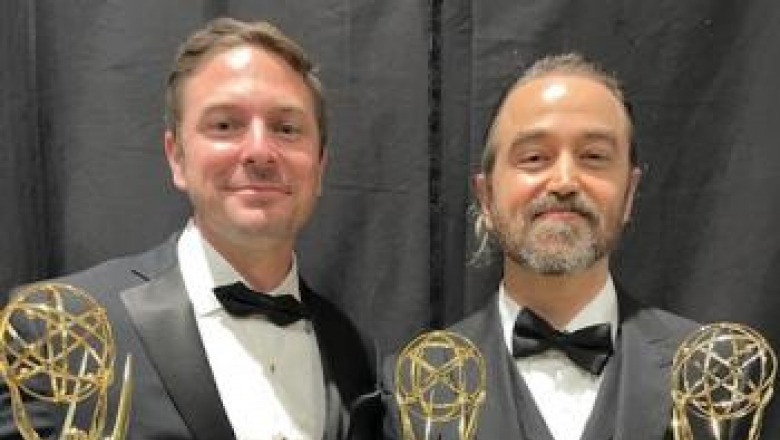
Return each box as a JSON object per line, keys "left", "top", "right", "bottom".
{"left": 383, "top": 53, "right": 698, "bottom": 440}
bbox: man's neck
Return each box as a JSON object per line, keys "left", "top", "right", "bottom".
{"left": 503, "top": 257, "right": 610, "bottom": 329}
{"left": 196, "top": 222, "right": 295, "bottom": 292}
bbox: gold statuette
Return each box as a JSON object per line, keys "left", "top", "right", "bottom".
{"left": 394, "top": 330, "right": 486, "bottom": 440}
{"left": 671, "top": 322, "right": 776, "bottom": 440}
{"left": 0, "top": 282, "right": 132, "bottom": 440}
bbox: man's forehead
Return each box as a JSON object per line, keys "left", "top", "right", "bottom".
{"left": 507, "top": 74, "right": 620, "bottom": 109}
{"left": 188, "top": 44, "right": 273, "bottom": 80}
{"left": 495, "top": 74, "right": 630, "bottom": 137}
{"left": 181, "top": 45, "right": 311, "bottom": 111}
{"left": 219, "top": 45, "right": 257, "bottom": 71}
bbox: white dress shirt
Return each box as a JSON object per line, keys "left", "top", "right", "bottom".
{"left": 177, "top": 221, "right": 326, "bottom": 440}
{"left": 498, "top": 278, "right": 619, "bottom": 440}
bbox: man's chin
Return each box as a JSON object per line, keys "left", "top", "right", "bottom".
{"left": 513, "top": 244, "right": 599, "bottom": 274}
{"left": 219, "top": 211, "right": 293, "bottom": 237}
{"left": 235, "top": 220, "right": 293, "bottom": 237}
{"left": 527, "top": 238, "right": 584, "bottom": 253}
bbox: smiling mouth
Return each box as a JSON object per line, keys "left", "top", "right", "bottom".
{"left": 535, "top": 210, "right": 585, "bottom": 220}
{"left": 234, "top": 182, "right": 292, "bottom": 192}
{"left": 233, "top": 184, "right": 293, "bottom": 196}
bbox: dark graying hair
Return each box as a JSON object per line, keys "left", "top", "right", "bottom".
{"left": 164, "top": 17, "right": 327, "bottom": 149}
{"left": 471, "top": 53, "right": 635, "bottom": 266}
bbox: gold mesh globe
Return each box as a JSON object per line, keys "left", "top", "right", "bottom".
{"left": 671, "top": 322, "right": 777, "bottom": 440}
{"left": 672, "top": 323, "right": 776, "bottom": 420}
{"left": 395, "top": 330, "right": 485, "bottom": 422}
{"left": 0, "top": 283, "right": 115, "bottom": 404}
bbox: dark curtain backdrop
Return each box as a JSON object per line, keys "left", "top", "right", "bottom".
{"left": 3, "top": 0, "right": 780, "bottom": 434}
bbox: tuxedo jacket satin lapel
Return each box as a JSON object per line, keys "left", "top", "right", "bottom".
{"left": 52, "top": 234, "right": 234, "bottom": 439}
{"left": 441, "top": 290, "right": 698, "bottom": 440}
{"left": 612, "top": 294, "right": 698, "bottom": 440}
{"left": 120, "top": 264, "right": 234, "bottom": 440}
{"left": 301, "top": 282, "right": 382, "bottom": 440}
{"left": 580, "top": 291, "right": 698, "bottom": 440}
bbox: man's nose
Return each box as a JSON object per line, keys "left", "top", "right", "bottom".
{"left": 547, "top": 153, "right": 579, "bottom": 196}
{"left": 243, "top": 120, "right": 278, "bottom": 165}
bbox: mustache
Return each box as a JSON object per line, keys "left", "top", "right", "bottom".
{"left": 527, "top": 194, "right": 599, "bottom": 223}
{"left": 245, "top": 164, "right": 291, "bottom": 188}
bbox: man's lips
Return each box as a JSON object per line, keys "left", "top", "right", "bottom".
{"left": 231, "top": 183, "right": 293, "bottom": 196}
{"left": 534, "top": 209, "right": 587, "bottom": 221}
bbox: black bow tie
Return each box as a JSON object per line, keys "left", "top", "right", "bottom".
{"left": 512, "top": 308, "right": 613, "bottom": 375}
{"left": 213, "top": 282, "right": 309, "bottom": 326}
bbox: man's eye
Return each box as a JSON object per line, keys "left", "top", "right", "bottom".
{"left": 581, "top": 150, "right": 612, "bottom": 165}
{"left": 584, "top": 152, "right": 605, "bottom": 160}
{"left": 206, "top": 118, "right": 243, "bottom": 135}
{"left": 214, "top": 119, "right": 239, "bottom": 131}
{"left": 516, "top": 152, "right": 548, "bottom": 170}
{"left": 274, "top": 122, "right": 302, "bottom": 138}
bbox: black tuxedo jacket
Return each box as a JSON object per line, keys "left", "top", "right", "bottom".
{"left": 382, "top": 290, "right": 699, "bottom": 440}
{"left": 0, "top": 234, "right": 381, "bottom": 440}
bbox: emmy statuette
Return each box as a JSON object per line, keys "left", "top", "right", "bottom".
{"left": 671, "top": 322, "right": 776, "bottom": 440}
{"left": 0, "top": 283, "right": 132, "bottom": 440}
{"left": 394, "top": 330, "right": 486, "bottom": 440}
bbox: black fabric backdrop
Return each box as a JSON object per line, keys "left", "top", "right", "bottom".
{"left": 2, "top": 0, "right": 780, "bottom": 434}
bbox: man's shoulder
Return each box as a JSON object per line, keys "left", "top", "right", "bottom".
{"left": 642, "top": 304, "right": 699, "bottom": 330}
{"left": 447, "top": 296, "right": 499, "bottom": 339}
{"left": 54, "top": 234, "right": 179, "bottom": 300}
{"left": 621, "top": 290, "right": 697, "bottom": 323}
{"left": 618, "top": 291, "right": 701, "bottom": 347}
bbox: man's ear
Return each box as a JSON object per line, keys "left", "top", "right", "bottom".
{"left": 622, "top": 166, "right": 642, "bottom": 223}
{"left": 164, "top": 130, "right": 187, "bottom": 191}
{"left": 473, "top": 173, "right": 493, "bottom": 230}
{"left": 315, "top": 147, "right": 328, "bottom": 197}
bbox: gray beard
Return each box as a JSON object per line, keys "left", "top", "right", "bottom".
{"left": 496, "top": 216, "right": 606, "bottom": 275}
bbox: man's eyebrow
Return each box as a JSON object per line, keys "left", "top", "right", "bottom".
{"left": 199, "top": 103, "right": 240, "bottom": 116}
{"left": 507, "top": 129, "right": 620, "bottom": 147}
{"left": 197, "top": 103, "right": 308, "bottom": 118}
{"left": 269, "top": 105, "right": 308, "bottom": 117}
{"left": 580, "top": 130, "right": 619, "bottom": 144}
{"left": 508, "top": 130, "right": 547, "bottom": 149}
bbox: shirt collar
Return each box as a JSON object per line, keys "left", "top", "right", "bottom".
{"left": 178, "top": 220, "right": 301, "bottom": 317}
{"left": 498, "top": 276, "right": 619, "bottom": 352}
